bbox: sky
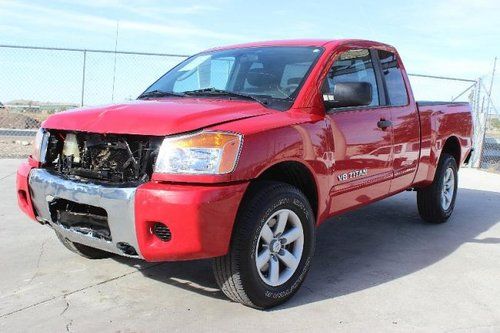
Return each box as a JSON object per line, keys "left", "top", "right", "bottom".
{"left": 0, "top": 0, "right": 499, "bottom": 108}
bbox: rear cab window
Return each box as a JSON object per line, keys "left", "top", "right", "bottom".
{"left": 377, "top": 50, "right": 409, "bottom": 106}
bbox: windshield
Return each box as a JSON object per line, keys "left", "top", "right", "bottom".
{"left": 141, "top": 46, "right": 323, "bottom": 110}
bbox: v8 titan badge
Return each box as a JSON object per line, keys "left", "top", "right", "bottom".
{"left": 337, "top": 169, "right": 368, "bottom": 182}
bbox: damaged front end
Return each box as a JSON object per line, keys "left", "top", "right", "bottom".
{"left": 44, "top": 130, "right": 162, "bottom": 185}
{"left": 28, "top": 130, "right": 164, "bottom": 258}
{"left": 29, "top": 168, "right": 141, "bottom": 257}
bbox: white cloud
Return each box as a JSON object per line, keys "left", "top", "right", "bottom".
{"left": 0, "top": 1, "right": 243, "bottom": 43}
{"left": 0, "top": 24, "right": 24, "bottom": 34}
{"left": 56, "top": 0, "right": 220, "bottom": 16}
{"left": 402, "top": 52, "right": 493, "bottom": 79}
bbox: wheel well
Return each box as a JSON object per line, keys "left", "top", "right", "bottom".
{"left": 442, "top": 136, "right": 461, "bottom": 167}
{"left": 255, "top": 161, "right": 318, "bottom": 220}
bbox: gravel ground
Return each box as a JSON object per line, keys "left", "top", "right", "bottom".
{"left": 0, "top": 136, "right": 34, "bottom": 158}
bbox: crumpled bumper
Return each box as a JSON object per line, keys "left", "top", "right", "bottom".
{"left": 29, "top": 168, "right": 139, "bottom": 257}
{"left": 17, "top": 162, "right": 249, "bottom": 261}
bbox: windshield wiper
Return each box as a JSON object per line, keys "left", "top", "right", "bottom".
{"left": 137, "top": 90, "right": 185, "bottom": 99}
{"left": 183, "top": 88, "right": 268, "bottom": 105}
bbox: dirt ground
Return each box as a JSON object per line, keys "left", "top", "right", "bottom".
{"left": 0, "top": 136, "right": 34, "bottom": 158}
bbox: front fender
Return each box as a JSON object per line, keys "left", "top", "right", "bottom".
{"left": 218, "top": 112, "right": 334, "bottom": 223}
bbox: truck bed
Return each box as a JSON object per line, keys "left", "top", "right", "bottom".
{"left": 412, "top": 100, "right": 473, "bottom": 186}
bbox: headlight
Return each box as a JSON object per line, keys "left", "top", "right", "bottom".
{"left": 154, "top": 131, "right": 243, "bottom": 175}
{"left": 32, "top": 128, "right": 49, "bottom": 163}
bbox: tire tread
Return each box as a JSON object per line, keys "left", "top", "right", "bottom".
{"left": 213, "top": 181, "right": 313, "bottom": 308}
{"left": 417, "top": 153, "right": 458, "bottom": 224}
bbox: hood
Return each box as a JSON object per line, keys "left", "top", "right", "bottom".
{"left": 42, "top": 98, "right": 273, "bottom": 136}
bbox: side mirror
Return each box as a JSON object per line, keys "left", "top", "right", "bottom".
{"left": 323, "top": 82, "right": 372, "bottom": 109}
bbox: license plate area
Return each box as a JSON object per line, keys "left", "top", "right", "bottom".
{"left": 49, "top": 198, "right": 111, "bottom": 241}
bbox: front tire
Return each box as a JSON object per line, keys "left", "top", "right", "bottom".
{"left": 213, "top": 181, "right": 315, "bottom": 309}
{"left": 417, "top": 153, "right": 458, "bottom": 223}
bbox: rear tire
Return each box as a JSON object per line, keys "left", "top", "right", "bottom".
{"left": 213, "top": 181, "right": 315, "bottom": 309}
{"left": 55, "top": 232, "right": 113, "bottom": 259}
{"left": 417, "top": 153, "right": 458, "bottom": 223}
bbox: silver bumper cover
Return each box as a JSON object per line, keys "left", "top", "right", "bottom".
{"left": 29, "top": 169, "right": 142, "bottom": 258}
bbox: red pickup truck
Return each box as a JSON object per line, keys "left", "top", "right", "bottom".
{"left": 17, "top": 39, "right": 473, "bottom": 308}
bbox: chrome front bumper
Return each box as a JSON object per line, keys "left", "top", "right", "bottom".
{"left": 29, "top": 169, "right": 142, "bottom": 258}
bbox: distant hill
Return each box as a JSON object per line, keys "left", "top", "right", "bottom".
{"left": 5, "top": 99, "right": 78, "bottom": 107}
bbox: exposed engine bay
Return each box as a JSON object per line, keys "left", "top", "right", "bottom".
{"left": 44, "top": 130, "right": 162, "bottom": 185}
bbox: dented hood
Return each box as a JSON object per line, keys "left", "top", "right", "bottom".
{"left": 42, "top": 98, "right": 273, "bottom": 136}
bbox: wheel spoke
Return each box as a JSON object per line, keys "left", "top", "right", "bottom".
{"left": 274, "top": 210, "right": 289, "bottom": 236}
{"left": 278, "top": 249, "right": 299, "bottom": 270}
{"left": 440, "top": 167, "right": 455, "bottom": 210}
{"left": 260, "top": 224, "right": 274, "bottom": 244}
{"left": 255, "top": 208, "right": 304, "bottom": 287}
{"left": 281, "top": 227, "right": 301, "bottom": 245}
{"left": 269, "top": 256, "right": 279, "bottom": 285}
{"left": 256, "top": 248, "right": 271, "bottom": 270}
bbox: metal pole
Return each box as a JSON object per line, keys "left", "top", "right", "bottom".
{"left": 451, "top": 82, "right": 476, "bottom": 102}
{"left": 473, "top": 79, "right": 482, "bottom": 167}
{"left": 111, "top": 21, "right": 119, "bottom": 103}
{"left": 485, "top": 57, "right": 497, "bottom": 117}
{"left": 478, "top": 57, "right": 498, "bottom": 169}
{"left": 408, "top": 73, "right": 476, "bottom": 83}
{"left": 0, "top": 44, "right": 189, "bottom": 58}
{"left": 478, "top": 84, "right": 488, "bottom": 168}
{"left": 81, "top": 50, "right": 87, "bottom": 107}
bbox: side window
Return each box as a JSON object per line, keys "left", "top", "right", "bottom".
{"left": 243, "top": 62, "right": 264, "bottom": 90}
{"left": 173, "top": 56, "right": 235, "bottom": 92}
{"left": 280, "top": 62, "right": 310, "bottom": 95}
{"left": 210, "top": 57, "right": 235, "bottom": 89}
{"left": 325, "top": 49, "right": 379, "bottom": 107}
{"left": 172, "top": 68, "right": 199, "bottom": 92}
{"left": 378, "top": 50, "right": 408, "bottom": 106}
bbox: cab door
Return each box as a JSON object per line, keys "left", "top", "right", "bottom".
{"left": 324, "top": 48, "right": 394, "bottom": 214}
{"left": 375, "top": 50, "right": 420, "bottom": 193}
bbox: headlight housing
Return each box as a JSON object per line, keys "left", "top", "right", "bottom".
{"left": 154, "top": 131, "right": 243, "bottom": 175}
{"left": 32, "top": 128, "right": 49, "bottom": 163}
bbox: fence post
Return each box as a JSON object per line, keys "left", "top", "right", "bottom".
{"left": 472, "top": 78, "right": 482, "bottom": 168}
{"left": 81, "top": 50, "right": 87, "bottom": 107}
{"left": 477, "top": 78, "right": 490, "bottom": 168}
{"left": 477, "top": 58, "right": 498, "bottom": 169}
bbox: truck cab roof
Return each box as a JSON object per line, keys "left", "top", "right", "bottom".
{"left": 207, "top": 39, "right": 396, "bottom": 52}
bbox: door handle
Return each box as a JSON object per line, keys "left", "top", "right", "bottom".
{"left": 377, "top": 119, "right": 392, "bottom": 130}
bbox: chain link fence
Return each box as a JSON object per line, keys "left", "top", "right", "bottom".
{"left": 407, "top": 71, "right": 499, "bottom": 172}
{"left": 0, "top": 45, "right": 188, "bottom": 157}
{"left": 473, "top": 71, "right": 500, "bottom": 172}
{"left": 0, "top": 44, "right": 498, "bottom": 172}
